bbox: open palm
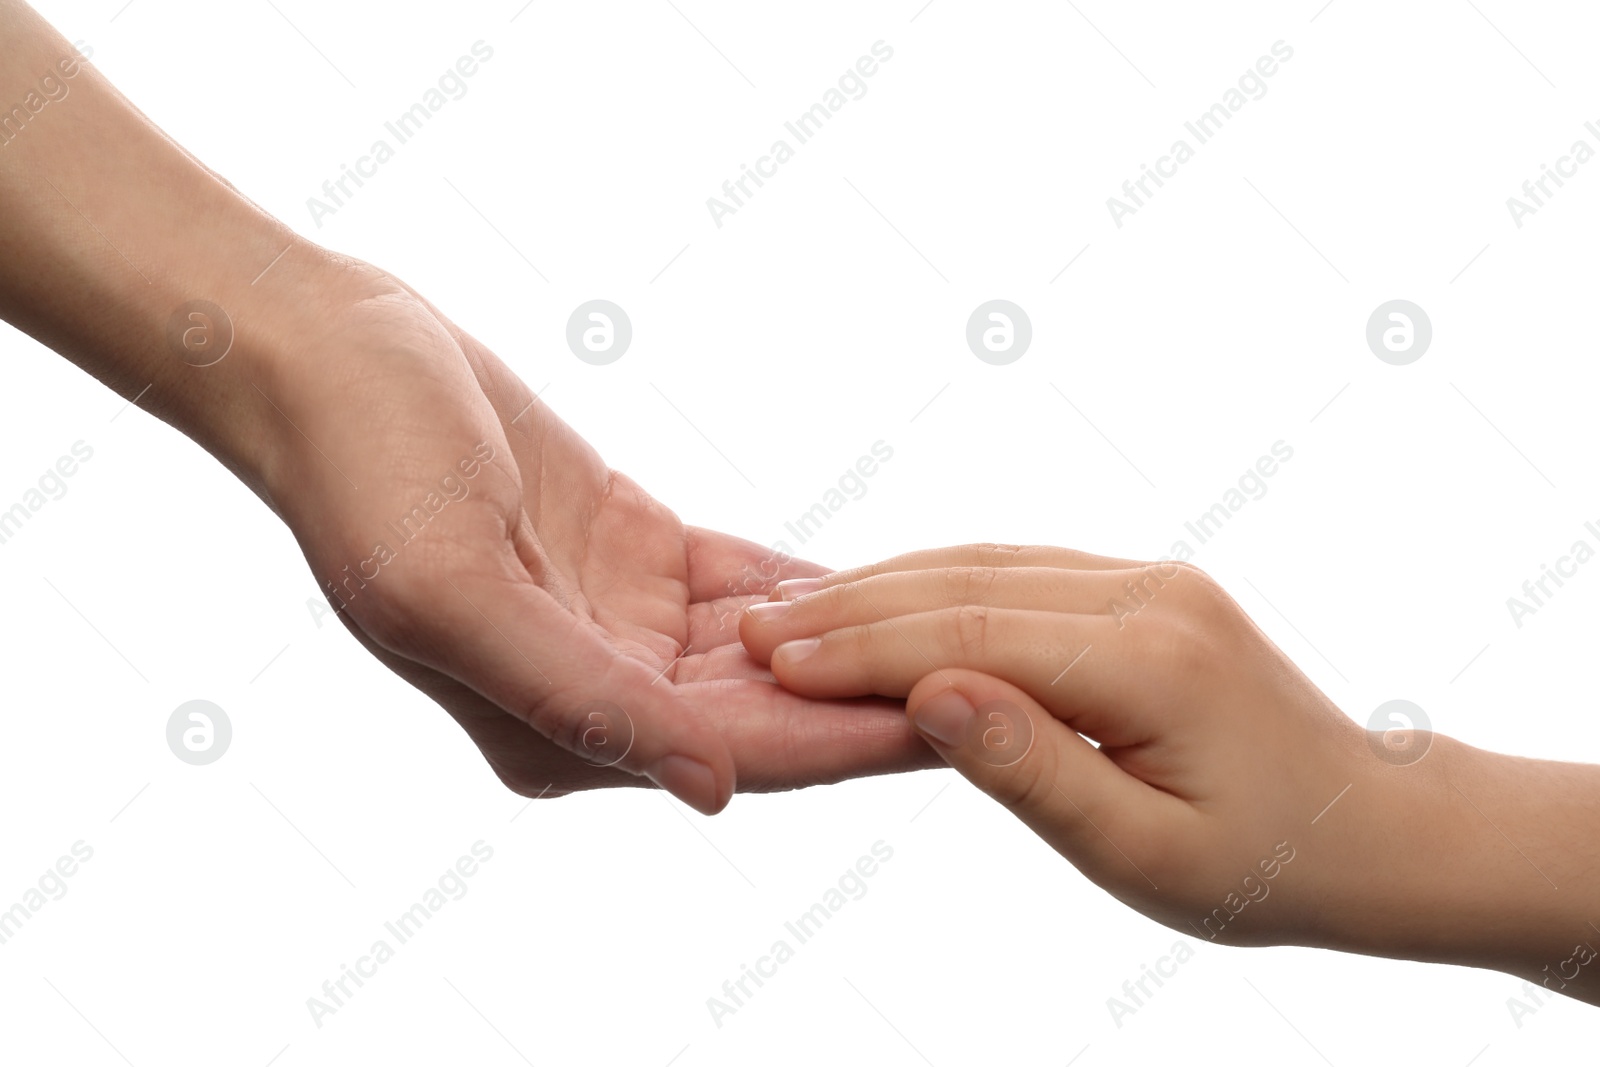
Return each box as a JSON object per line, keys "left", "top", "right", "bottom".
{"left": 250, "top": 261, "right": 934, "bottom": 810}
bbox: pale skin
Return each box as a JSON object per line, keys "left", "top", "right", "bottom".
{"left": 741, "top": 545, "right": 1600, "bottom": 1006}
{"left": 0, "top": 2, "right": 936, "bottom": 813}
{"left": 11, "top": 0, "right": 1598, "bottom": 1009}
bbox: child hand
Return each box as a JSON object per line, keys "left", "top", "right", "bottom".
{"left": 740, "top": 545, "right": 1600, "bottom": 1001}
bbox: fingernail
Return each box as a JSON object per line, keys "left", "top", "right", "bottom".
{"left": 915, "top": 690, "right": 974, "bottom": 747}
{"left": 775, "top": 578, "right": 825, "bottom": 600}
{"left": 774, "top": 637, "right": 822, "bottom": 663}
{"left": 645, "top": 755, "right": 722, "bottom": 815}
{"left": 745, "top": 601, "right": 792, "bottom": 621}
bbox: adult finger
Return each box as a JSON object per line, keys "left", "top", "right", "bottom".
{"left": 351, "top": 528, "right": 736, "bottom": 815}
{"left": 684, "top": 526, "right": 829, "bottom": 603}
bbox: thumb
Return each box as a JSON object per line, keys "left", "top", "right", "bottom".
{"left": 445, "top": 560, "right": 737, "bottom": 814}
{"left": 906, "top": 669, "right": 1162, "bottom": 886}
{"left": 348, "top": 538, "right": 736, "bottom": 815}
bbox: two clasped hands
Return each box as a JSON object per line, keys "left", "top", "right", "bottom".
{"left": 3, "top": 0, "right": 1596, "bottom": 1011}
{"left": 226, "top": 263, "right": 1600, "bottom": 1008}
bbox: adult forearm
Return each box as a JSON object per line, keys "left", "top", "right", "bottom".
{"left": 0, "top": 0, "right": 339, "bottom": 496}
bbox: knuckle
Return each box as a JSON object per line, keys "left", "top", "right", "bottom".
{"left": 1112, "top": 562, "right": 1186, "bottom": 625}
{"left": 543, "top": 704, "right": 598, "bottom": 758}
{"left": 820, "top": 577, "right": 865, "bottom": 617}
{"left": 950, "top": 603, "right": 993, "bottom": 659}
{"left": 970, "top": 542, "right": 1023, "bottom": 568}
{"left": 848, "top": 619, "right": 884, "bottom": 662}
{"left": 1159, "top": 561, "right": 1230, "bottom": 617}
{"left": 1160, "top": 558, "right": 1208, "bottom": 583}
{"left": 942, "top": 566, "right": 997, "bottom": 606}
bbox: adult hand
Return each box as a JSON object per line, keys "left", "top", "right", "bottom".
{"left": 0, "top": 3, "right": 933, "bottom": 813}
{"left": 242, "top": 262, "right": 938, "bottom": 812}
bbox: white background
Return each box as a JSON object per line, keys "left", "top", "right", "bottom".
{"left": 3, "top": 0, "right": 1598, "bottom": 1063}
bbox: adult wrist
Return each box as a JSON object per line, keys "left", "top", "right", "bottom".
{"left": 0, "top": 10, "right": 380, "bottom": 506}
{"left": 143, "top": 237, "right": 386, "bottom": 505}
